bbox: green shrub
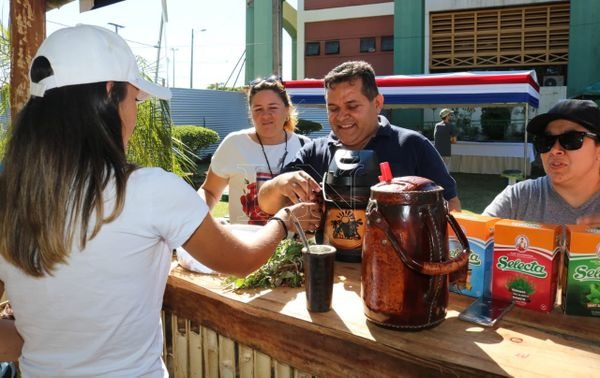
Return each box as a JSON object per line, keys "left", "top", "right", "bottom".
{"left": 421, "top": 123, "right": 434, "bottom": 140}
{"left": 172, "top": 125, "right": 219, "bottom": 157}
{"left": 481, "top": 107, "right": 511, "bottom": 141}
{"left": 296, "top": 118, "right": 323, "bottom": 136}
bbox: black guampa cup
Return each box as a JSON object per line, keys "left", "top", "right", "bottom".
{"left": 302, "top": 245, "right": 337, "bottom": 312}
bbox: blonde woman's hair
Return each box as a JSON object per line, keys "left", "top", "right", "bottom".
{"left": 247, "top": 76, "right": 298, "bottom": 132}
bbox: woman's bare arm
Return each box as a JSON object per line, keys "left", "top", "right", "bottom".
{"left": 198, "top": 168, "right": 229, "bottom": 210}
{"left": 183, "top": 202, "right": 322, "bottom": 277}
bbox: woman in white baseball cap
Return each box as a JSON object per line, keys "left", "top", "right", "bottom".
{"left": 0, "top": 24, "right": 320, "bottom": 376}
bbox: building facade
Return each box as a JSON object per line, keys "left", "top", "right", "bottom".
{"left": 291, "top": 0, "right": 600, "bottom": 100}
{"left": 246, "top": 1, "right": 599, "bottom": 122}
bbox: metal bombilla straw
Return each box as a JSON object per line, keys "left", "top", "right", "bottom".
{"left": 284, "top": 208, "right": 311, "bottom": 252}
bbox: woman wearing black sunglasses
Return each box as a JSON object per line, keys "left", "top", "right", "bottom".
{"left": 483, "top": 99, "right": 600, "bottom": 224}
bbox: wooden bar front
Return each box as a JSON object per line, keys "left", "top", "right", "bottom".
{"left": 163, "top": 262, "right": 600, "bottom": 377}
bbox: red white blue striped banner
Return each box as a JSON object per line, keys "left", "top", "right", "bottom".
{"left": 283, "top": 70, "right": 540, "bottom": 108}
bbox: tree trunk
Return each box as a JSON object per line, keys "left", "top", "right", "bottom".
{"left": 10, "top": 0, "right": 46, "bottom": 123}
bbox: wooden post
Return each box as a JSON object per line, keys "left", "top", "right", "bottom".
{"left": 10, "top": 0, "right": 46, "bottom": 123}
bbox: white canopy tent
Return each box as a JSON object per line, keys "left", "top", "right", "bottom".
{"left": 284, "top": 70, "right": 540, "bottom": 176}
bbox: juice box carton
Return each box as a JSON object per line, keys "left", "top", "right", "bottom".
{"left": 492, "top": 220, "right": 561, "bottom": 312}
{"left": 563, "top": 225, "right": 600, "bottom": 317}
{"left": 448, "top": 212, "right": 500, "bottom": 298}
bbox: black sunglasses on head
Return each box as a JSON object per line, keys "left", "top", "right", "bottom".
{"left": 533, "top": 131, "right": 599, "bottom": 154}
{"left": 249, "top": 75, "right": 280, "bottom": 87}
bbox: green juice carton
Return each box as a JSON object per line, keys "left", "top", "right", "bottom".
{"left": 448, "top": 212, "right": 500, "bottom": 298}
{"left": 563, "top": 225, "right": 600, "bottom": 317}
{"left": 492, "top": 220, "right": 561, "bottom": 312}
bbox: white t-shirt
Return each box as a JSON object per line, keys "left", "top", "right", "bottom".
{"left": 0, "top": 167, "right": 208, "bottom": 377}
{"left": 210, "top": 128, "right": 308, "bottom": 224}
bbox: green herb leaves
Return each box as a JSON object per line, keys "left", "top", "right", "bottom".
{"left": 224, "top": 239, "right": 305, "bottom": 290}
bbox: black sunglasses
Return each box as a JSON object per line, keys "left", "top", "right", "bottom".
{"left": 533, "top": 131, "right": 599, "bottom": 154}
{"left": 249, "top": 75, "right": 280, "bottom": 87}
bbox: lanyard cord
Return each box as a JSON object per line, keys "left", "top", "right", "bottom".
{"left": 256, "top": 130, "right": 288, "bottom": 176}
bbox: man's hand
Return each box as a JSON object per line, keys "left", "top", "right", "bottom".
{"left": 277, "top": 171, "right": 321, "bottom": 204}
{"left": 447, "top": 196, "right": 461, "bottom": 212}
{"left": 258, "top": 171, "right": 321, "bottom": 215}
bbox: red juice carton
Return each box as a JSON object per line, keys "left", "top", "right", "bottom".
{"left": 492, "top": 220, "right": 561, "bottom": 312}
{"left": 563, "top": 225, "right": 600, "bottom": 317}
{"left": 448, "top": 212, "right": 500, "bottom": 298}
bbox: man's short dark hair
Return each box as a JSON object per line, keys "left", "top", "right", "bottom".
{"left": 323, "top": 61, "right": 379, "bottom": 100}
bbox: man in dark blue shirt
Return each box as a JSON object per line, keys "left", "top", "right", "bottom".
{"left": 258, "top": 61, "right": 461, "bottom": 215}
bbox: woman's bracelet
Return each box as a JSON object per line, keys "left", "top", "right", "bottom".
{"left": 269, "top": 216, "right": 291, "bottom": 240}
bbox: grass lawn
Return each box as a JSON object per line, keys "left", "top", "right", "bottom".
{"left": 207, "top": 171, "right": 511, "bottom": 218}
{"left": 212, "top": 201, "right": 229, "bottom": 218}
{"left": 452, "top": 172, "right": 506, "bottom": 214}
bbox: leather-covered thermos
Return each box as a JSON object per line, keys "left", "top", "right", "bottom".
{"left": 362, "top": 176, "right": 470, "bottom": 330}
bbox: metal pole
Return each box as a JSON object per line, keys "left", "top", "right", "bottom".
{"left": 524, "top": 104, "right": 529, "bottom": 177}
{"left": 272, "top": 0, "right": 282, "bottom": 77}
{"left": 154, "top": 17, "right": 164, "bottom": 83}
{"left": 190, "top": 29, "right": 194, "bottom": 88}
{"left": 171, "top": 48, "right": 177, "bottom": 88}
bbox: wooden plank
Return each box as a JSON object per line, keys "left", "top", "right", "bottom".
{"left": 238, "top": 344, "right": 255, "bottom": 378}
{"left": 164, "top": 263, "right": 600, "bottom": 377}
{"left": 172, "top": 315, "right": 189, "bottom": 378}
{"left": 162, "top": 310, "right": 174, "bottom": 377}
{"left": 218, "top": 335, "right": 236, "bottom": 378}
{"left": 203, "top": 327, "right": 219, "bottom": 378}
{"left": 293, "top": 371, "right": 312, "bottom": 378}
{"left": 189, "top": 321, "right": 203, "bottom": 378}
{"left": 253, "top": 351, "right": 272, "bottom": 378}
{"left": 274, "top": 360, "right": 291, "bottom": 378}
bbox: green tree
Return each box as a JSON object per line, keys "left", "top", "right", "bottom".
{"left": 206, "top": 83, "right": 243, "bottom": 92}
{"left": 481, "top": 107, "right": 511, "bottom": 141}
{"left": 0, "top": 42, "right": 195, "bottom": 180}
{"left": 126, "top": 57, "right": 195, "bottom": 179}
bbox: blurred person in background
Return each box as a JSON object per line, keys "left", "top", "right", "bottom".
{"left": 434, "top": 108, "right": 457, "bottom": 171}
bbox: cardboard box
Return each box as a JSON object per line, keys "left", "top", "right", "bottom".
{"left": 492, "top": 219, "right": 561, "bottom": 312}
{"left": 448, "top": 212, "right": 500, "bottom": 298}
{"left": 563, "top": 225, "right": 600, "bottom": 317}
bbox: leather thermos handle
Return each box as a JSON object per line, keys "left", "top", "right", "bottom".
{"left": 366, "top": 204, "right": 470, "bottom": 276}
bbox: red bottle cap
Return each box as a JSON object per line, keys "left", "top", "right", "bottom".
{"left": 378, "top": 162, "right": 392, "bottom": 182}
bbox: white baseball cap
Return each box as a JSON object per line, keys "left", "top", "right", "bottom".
{"left": 29, "top": 24, "right": 171, "bottom": 101}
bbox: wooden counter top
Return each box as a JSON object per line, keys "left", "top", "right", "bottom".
{"left": 163, "top": 262, "right": 600, "bottom": 377}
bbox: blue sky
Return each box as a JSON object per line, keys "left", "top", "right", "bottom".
{"left": 0, "top": 0, "right": 293, "bottom": 89}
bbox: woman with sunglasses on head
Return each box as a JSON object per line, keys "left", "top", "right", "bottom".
{"left": 0, "top": 25, "right": 320, "bottom": 376}
{"left": 483, "top": 99, "right": 600, "bottom": 224}
{"left": 199, "top": 77, "right": 310, "bottom": 224}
